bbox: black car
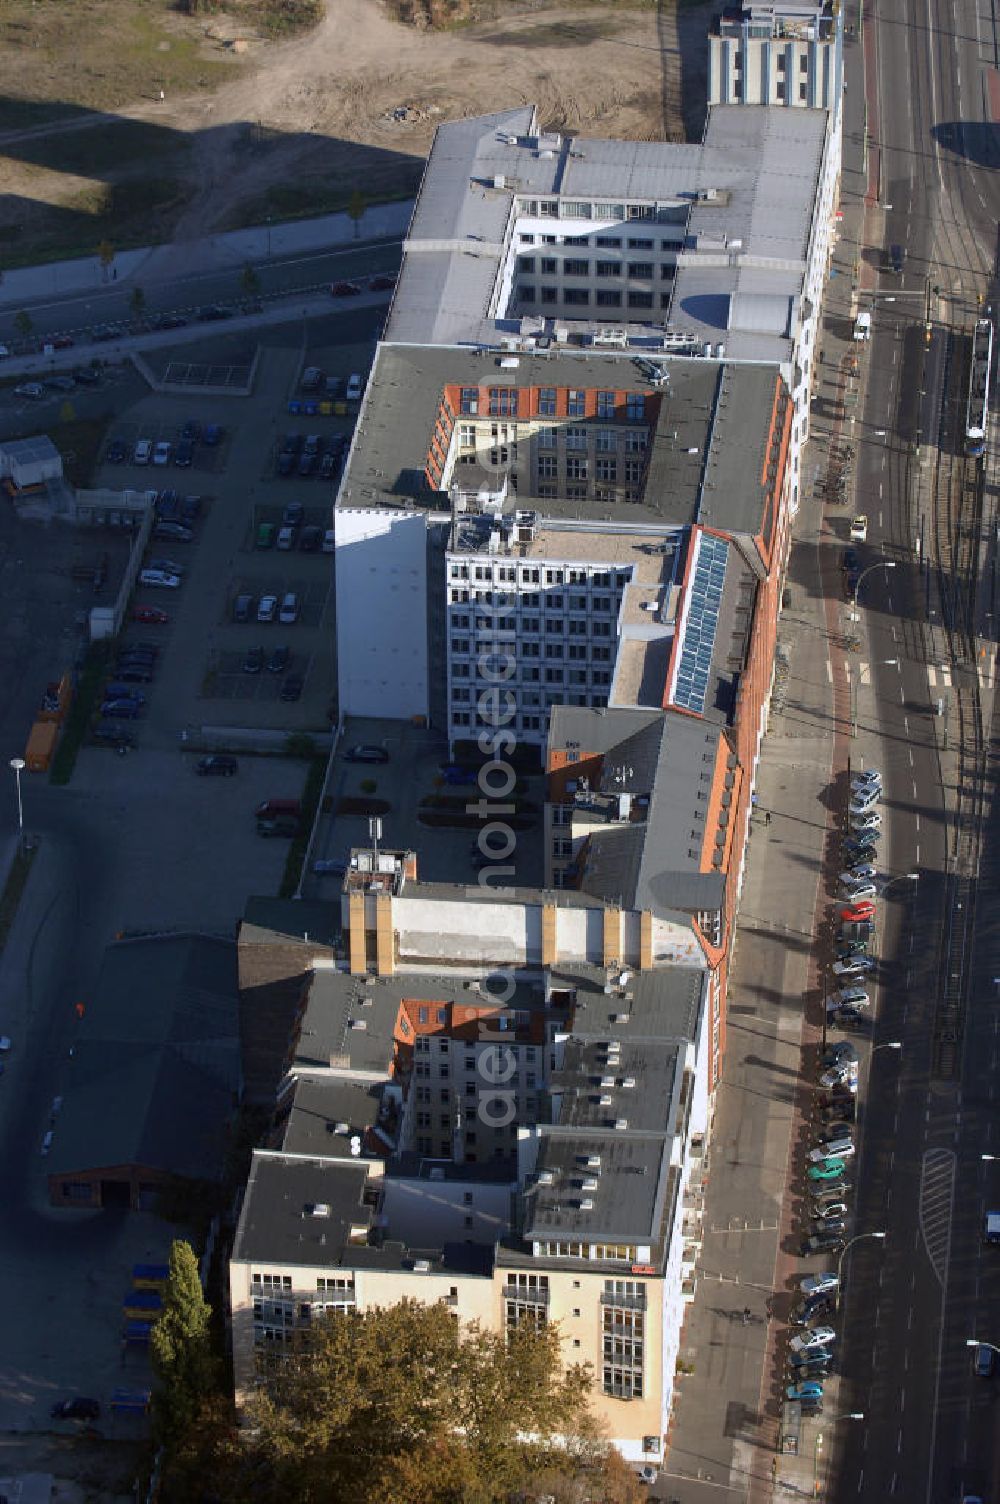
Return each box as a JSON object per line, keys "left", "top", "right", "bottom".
{"left": 92, "top": 324, "right": 117, "bottom": 341}
{"left": 106, "top": 438, "right": 128, "bottom": 464}
{"left": 174, "top": 439, "right": 194, "bottom": 468}
{"left": 822, "top": 1041, "right": 859, "bottom": 1068}
{"left": 156, "top": 489, "right": 179, "bottom": 519}
{"left": 154, "top": 521, "right": 193, "bottom": 542}
{"left": 280, "top": 674, "right": 304, "bottom": 702}
{"left": 300, "top": 366, "right": 323, "bottom": 392}
{"left": 112, "top": 665, "right": 153, "bottom": 685}
{"left": 842, "top": 548, "right": 859, "bottom": 572}
{"left": 243, "top": 646, "right": 265, "bottom": 675}
{"left": 154, "top": 313, "right": 188, "bottom": 331}
{"left": 276, "top": 451, "right": 295, "bottom": 477}
{"left": 92, "top": 724, "right": 134, "bottom": 748}
{"left": 319, "top": 452, "right": 337, "bottom": 480}
{"left": 345, "top": 744, "right": 388, "bottom": 763}
{"left": 889, "top": 242, "right": 905, "bottom": 274}
{"left": 258, "top": 814, "right": 300, "bottom": 837}
{"left": 180, "top": 494, "right": 202, "bottom": 523}
{"left": 268, "top": 645, "right": 290, "bottom": 674}
{"left": 331, "top": 280, "right": 362, "bottom": 295}
{"left": 299, "top": 525, "right": 322, "bottom": 552}
{"left": 202, "top": 424, "right": 222, "bottom": 447}
{"left": 198, "top": 304, "right": 232, "bottom": 321}
{"left": 369, "top": 273, "right": 396, "bottom": 291}
{"left": 51, "top": 1397, "right": 101, "bottom": 1420}
{"left": 74, "top": 365, "right": 100, "bottom": 384}
{"left": 788, "top": 1357, "right": 834, "bottom": 1379}
{"left": 297, "top": 452, "right": 317, "bottom": 477}
{"left": 196, "top": 755, "right": 238, "bottom": 777}
{"left": 181, "top": 419, "right": 201, "bottom": 442}
{"left": 283, "top": 501, "right": 305, "bottom": 527}
{"left": 801, "top": 1232, "right": 845, "bottom": 1255}
{"left": 280, "top": 433, "right": 302, "bottom": 457}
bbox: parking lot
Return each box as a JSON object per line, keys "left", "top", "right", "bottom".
{"left": 83, "top": 312, "right": 381, "bottom": 752}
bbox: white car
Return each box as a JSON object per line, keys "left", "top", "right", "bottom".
{"left": 810, "top": 1138, "right": 854, "bottom": 1162}
{"left": 153, "top": 440, "right": 172, "bottom": 466}
{"left": 840, "top": 865, "right": 877, "bottom": 884}
{"left": 820, "top": 1064, "right": 858, "bottom": 1090}
{"left": 279, "top": 591, "right": 299, "bottom": 624}
{"left": 852, "top": 768, "right": 882, "bottom": 788}
{"left": 138, "top": 568, "right": 180, "bottom": 589}
{"left": 800, "top": 1273, "right": 839, "bottom": 1296}
{"left": 257, "top": 594, "right": 278, "bottom": 623}
{"left": 791, "top": 1326, "right": 837, "bottom": 1353}
{"left": 0, "top": 1036, "right": 11, "bottom": 1052}
{"left": 849, "top": 793, "right": 880, "bottom": 817}
{"left": 833, "top": 986, "right": 870, "bottom": 1009}
{"left": 831, "top": 956, "right": 875, "bottom": 976}
{"left": 133, "top": 438, "right": 153, "bottom": 465}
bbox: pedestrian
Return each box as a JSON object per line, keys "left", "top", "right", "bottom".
{"left": 159, "top": 89, "right": 165, "bottom": 102}
{"left": 765, "top": 811, "right": 772, "bottom": 826}
{"left": 743, "top": 1306, "right": 751, "bottom": 1325}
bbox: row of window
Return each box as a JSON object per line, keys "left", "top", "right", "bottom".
{"left": 451, "top": 699, "right": 605, "bottom": 728}
{"left": 451, "top": 636, "right": 613, "bottom": 659}
{"left": 448, "top": 564, "right": 628, "bottom": 586}
{"left": 457, "top": 388, "right": 647, "bottom": 419}
{"left": 519, "top": 287, "right": 670, "bottom": 311}
{"left": 518, "top": 257, "right": 673, "bottom": 280}
{"left": 451, "top": 604, "right": 615, "bottom": 626}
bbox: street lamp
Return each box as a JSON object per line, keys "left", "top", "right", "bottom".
{"left": 983, "top": 1155, "right": 998, "bottom": 1162}
{"left": 851, "top": 657, "right": 898, "bottom": 738}
{"left": 837, "top": 1230, "right": 886, "bottom": 1295}
{"left": 814, "top": 1413, "right": 864, "bottom": 1496}
{"left": 881, "top": 871, "right": 918, "bottom": 898}
{"left": 851, "top": 559, "right": 897, "bottom": 621}
{"left": 9, "top": 756, "right": 25, "bottom": 854}
{"left": 966, "top": 1338, "right": 1000, "bottom": 1354}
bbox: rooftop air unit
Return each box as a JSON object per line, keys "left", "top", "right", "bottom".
{"left": 614, "top": 1118, "right": 629, "bottom": 1131}
{"left": 586, "top": 1154, "right": 602, "bottom": 1170}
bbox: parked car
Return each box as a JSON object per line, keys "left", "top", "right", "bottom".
{"left": 809, "top": 1137, "right": 854, "bottom": 1162}
{"left": 268, "top": 645, "right": 290, "bottom": 675}
{"left": 853, "top": 767, "right": 882, "bottom": 788}
{"left": 280, "top": 674, "right": 303, "bottom": 702}
{"left": 801, "top": 1229, "right": 845, "bottom": 1253}
{"left": 138, "top": 569, "right": 180, "bottom": 589}
{"left": 74, "top": 364, "right": 100, "bottom": 384}
{"left": 346, "top": 372, "right": 363, "bottom": 401}
{"left": 832, "top": 957, "right": 875, "bottom": 980}
{"left": 257, "top": 595, "right": 278, "bottom": 623}
{"left": 153, "top": 439, "right": 172, "bottom": 466}
{"left": 322, "top": 529, "right": 336, "bottom": 553}
{"left": 345, "top": 744, "right": 389, "bottom": 764}
{"left": 256, "top": 523, "right": 276, "bottom": 550}
{"left": 840, "top": 901, "right": 876, "bottom": 923}
{"left": 51, "top": 1397, "right": 101, "bottom": 1420}
{"left": 319, "top": 452, "right": 337, "bottom": 479}
{"left": 840, "top": 865, "right": 877, "bottom": 884}
{"left": 830, "top": 987, "right": 870, "bottom": 1011}
{"left": 300, "top": 525, "right": 322, "bottom": 552}
{"left": 180, "top": 494, "right": 202, "bottom": 523}
{"left": 202, "top": 423, "right": 223, "bottom": 446}
{"left": 787, "top": 1381, "right": 824, "bottom": 1402}
{"left": 788, "top": 1349, "right": 834, "bottom": 1373}
{"left": 973, "top": 1344, "right": 995, "bottom": 1378}
{"left": 133, "top": 438, "right": 154, "bottom": 465}
{"left": 850, "top": 812, "right": 883, "bottom": 834}
{"left": 243, "top": 646, "right": 265, "bottom": 675}
{"left": 801, "top": 1272, "right": 839, "bottom": 1296}
{"left": 823, "top": 1041, "right": 859, "bottom": 1067}
{"left": 298, "top": 451, "right": 317, "bottom": 477}
{"left": 92, "top": 724, "right": 134, "bottom": 748}
{"left": 101, "top": 699, "right": 142, "bottom": 719}
{"left": 174, "top": 438, "right": 194, "bottom": 468}
{"left": 791, "top": 1327, "right": 837, "bottom": 1354}
{"left": 132, "top": 606, "right": 169, "bottom": 624}
{"left": 14, "top": 382, "right": 44, "bottom": 399}
{"left": 154, "top": 521, "right": 194, "bottom": 542}
{"left": 198, "top": 303, "right": 232, "bottom": 321}
{"left": 196, "top": 756, "right": 238, "bottom": 776}
{"left": 331, "top": 280, "right": 362, "bottom": 296}
{"left": 370, "top": 272, "right": 396, "bottom": 291}
{"left": 283, "top": 501, "right": 305, "bottom": 527}
{"left": 106, "top": 438, "right": 128, "bottom": 464}
{"left": 147, "top": 557, "right": 183, "bottom": 576}
{"left": 300, "top": 366, "right": 323, "bottom": 392}
{"left": 154, "top": 313, "right": 187, "bottom": 330}
{"left": 278, "top": 592, "right": 299, "bottom": 624}
{"left": 277, "top": 525, "right": 296, "bottom": 551}
{"left": 849, "top": 792, "right": 880, "bottom": 817}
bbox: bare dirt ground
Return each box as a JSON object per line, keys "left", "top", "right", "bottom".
{"left": 0, "top": 0, "right": 713, "bottom": 259}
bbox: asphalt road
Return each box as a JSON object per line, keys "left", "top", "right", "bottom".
{"left": 0, "top": 239, "right": 402, "bottom": 351}
{"left": 832, "top": 0, "right": 1000, "bottom": 1496}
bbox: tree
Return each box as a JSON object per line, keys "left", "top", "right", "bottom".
{"left": 150, "top": 1239, "right": 219, "bottom": 1446}
{"left": 240, "top": 263, "right": 261, "bottom": 298}
{"left": 14, "top": 308, "right": 32, "bottom": 341}
{"left": 97, "top": 239, "right": 114, "bottom": 282}
{"left": 236, "top": 1300, "right": 628, "bottom": 1504}
{"left": 347, "top": 188, "right": 366, "bottom": 239}
{"left": 129, "top": 285, "right": 146, "bottom": 322}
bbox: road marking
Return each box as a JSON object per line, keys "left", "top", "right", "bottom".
{"left": 916, "top": 843, "right": 919, "bottom": 863}
{"left": 858, "top": 1471, "right": 865, "bottom": 1491}
{"left": 913, "top": 781, "right": 918, "bottom": 799}
{"left": 890, "top": 1472, "right": 897, "bottom": 1493}
{"left": 919, "top": 1148, "right": 956, "bottom": 1285}
{"left": 907, "top": 1307, "right": 914, "bottom": 1329}
{"left": 909, "top": 933, "right": 915, "bottom": 951}
{"left": 904, "top": 715, "right": 909, "bottom": 733}
{"left": 909, "top": 748, "right": 914, "bottom": 766}
{"left": 827, "top": 660, "right": 833, "bottom": 681}
{"left": 898, "top": 1429, "right": 904, "bottom": 1454}
{"left": 928, "top": 665, "right": 936, "bottom": 686}
{"left": 901, "top": 686, "right": 906, "bottom": 702}
{"left": 915, "top": 814, "right": 920, "bottom": 831}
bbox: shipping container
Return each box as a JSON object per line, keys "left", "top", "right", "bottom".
{"left": 25, "top": 719, "right": 59, "bottom": 772}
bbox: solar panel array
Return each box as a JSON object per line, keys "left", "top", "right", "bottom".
{"left": 673, "top": 534, "right": 729, "bottom": 714}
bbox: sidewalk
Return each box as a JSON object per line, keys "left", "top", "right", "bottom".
{"left": 0, "top": 199, "right": 413, "bottom": 308}
{"left": 661, "top": 16, "right": 889, "bottom": 1504}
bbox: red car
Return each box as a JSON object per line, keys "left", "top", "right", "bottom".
{"left": 133, "top": 605, "right": 169, "bottom": 625}
{"left": 840, "top": 900, "right": 876, "bottom": 923}
{"left": 50, "top": 334, "right": 75, "bottom": 349}
{"left": 330, "top": 280, "right": 362, "bottom": 296}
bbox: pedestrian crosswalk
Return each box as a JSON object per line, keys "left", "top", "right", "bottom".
{"left": 926, "top": 664, "right": 952, "bottom": 687}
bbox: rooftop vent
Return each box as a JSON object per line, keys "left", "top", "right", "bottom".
{"left": 600, "top": 1075, "right": 615, "bottom": 1088}
{"left": 622, "top": 1077, "right": 637, "bottom": 1089}
{"left": 349, "top": 1019, "right": 368, "bottom": 1031}
{"left": 414, "top": 1259, "right": 431, "bottom": 1273}
{"left": 599, "top": 1094, "right": 613, "bottom": 1106}
{"left": 586, "top": 1154, "right": 602, "bottom": 1170}
{"left": 305, "top": 1203, "right": 331, "bottom": 1218}
{"left": 582, "top": 1176, "right": 599, "bottom": 1191}
{"left": 614, "top": 1118, "right": 629, "bottom": 1131}
{"left": 580, "top": 1197, "right": 595, "bottom": 1211}
{"left": 334, "top": 1121, "right": 350, "bottom": 1135}
{"left": 538, "top": 1169, "right": 555, "bottom": 1185}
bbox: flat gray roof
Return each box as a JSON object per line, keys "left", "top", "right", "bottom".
{"left": 341, "top": 342, "right": 781, "bottom": 532}
{"left": 524, "top": 1128, "right": 670, "bottom": 1244}
{"left": 279, "top": 1075, "right": 384, "bottom": 1160}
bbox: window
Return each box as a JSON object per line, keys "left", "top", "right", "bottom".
{"left": 628, "top": 261, "right": 654, "bottom": 279}
{"left": 520, "top": 256, "right": 536, "bottom": 272}
{"left": 567, "top": 390, "right": 586, "bottom": 417}
{"left": 539, "top": 287, "right": 558, "bottom": 304}
{"left": 596, "top": 235, "right": 622, "bottom": 247}
{"left": 596, "top": 391, "right": 616, "bottom": 418}
{"left": 538, "top": 389, "right": 557, "bottom": 417}
{"left": 541, "top": 257, "right": 557, "bottom": 274}
{"left": 545, "top": 643, "right": 564, "bottom": 659}
{"left": 596, "top": 260, "right": 620, "bottom": 277}
{"left": 596, "top": 428, "right": 617, "bottom": 452}
{"left": 628, "top": 290, "right": 653, "bottom": 309}
{"left": 537, "top": 424, "right": 557, "bottom": 448}
{"left": 540, "top": 201, "right": 558, "bottom": 218}
{"left": 460, "top": 387, "right": 478, "bottom": 415}
{"left": 563, "top": 201, "right": 592, "bottom": 218}
{"left": 519, "top": 232, "right": 536, "bottom": 243}
{"left": 799, "top": 81, "right": 807, "bottom": 100}
{"left": 489, "top": 387, "right": 519, "bottom": 417}
{"left": 625, "top": 392, "right": 645, "bottom": 420}
{"left": 777, "top": 54, "right": 787, "bottom": 70}
{"left": 519, "top": 285, "right": 535, "bottom": 302}
{"left": 627, "top": 236, "right": 654, "bottom": 249}
{"left": 625, "top": 458, "right": 644, "bottom": 483}
{"left": 565, "top": 426, "right": 587, "bottom": 450}
{"left": 800, "top": 54, "right": 809, "bottom": 71}
{"left": 595, "top": 289, "right": 622, "bottom": 307}
{"left": 564, "top": 258, "right": 589, "bottom": 276}
{"left": 538, "top": 455, "right": 557, "bottom": 479}
{"left": 776, "top": 81, "right": 786, "bottom": 99}
{"left": 596, "top": 456, "right": 617, "bottom": 482}
{"left": 564, "top": 288, "right": 590, "bottom": 306}
{"left": 625, "top": 428, "right": 647, "bottom": 452}
{"left": 566, "top": 456, "right": 588, "bottom": 480}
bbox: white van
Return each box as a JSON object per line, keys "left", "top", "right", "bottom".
{"left": 853, "top": 310, "right": 871, "bottom": 342}
{"left": 133, "top": 438, "right": 153, "bottom": 465}
{"left": 346, "top": 372, "right": 363, "bottom": 402}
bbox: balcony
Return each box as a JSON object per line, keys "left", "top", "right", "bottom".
{"left": 502, "top": 1285, "right": 550, "bottom": 1305}
{"left": 600, "top": 1290, "right": 647, "bottom": 1312}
